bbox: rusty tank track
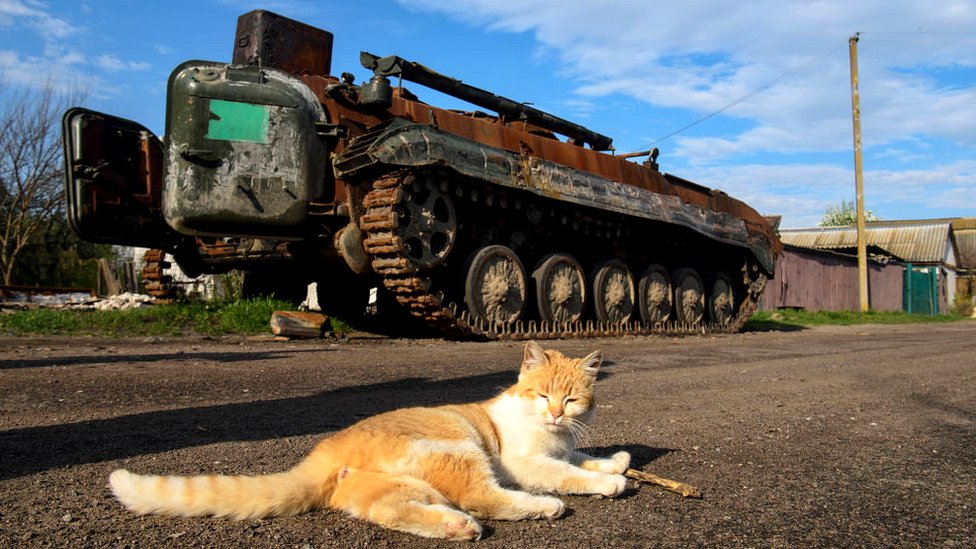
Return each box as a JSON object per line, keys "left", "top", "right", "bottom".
{"left": 140, "top": 249, "right": 175, "bottom": 299}
{"left": 359, "top": 171, "right": 767, "bottom": 340}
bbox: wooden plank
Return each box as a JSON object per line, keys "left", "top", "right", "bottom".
{"left": 269, "top": 311, "right": 329, "bottom": 338}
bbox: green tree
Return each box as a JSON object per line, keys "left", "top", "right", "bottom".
{"left": 12, "top": 218, "right": 113, "bottom": 288}
{"left": 818, "top": 199, "right": 879, "bottom": 227}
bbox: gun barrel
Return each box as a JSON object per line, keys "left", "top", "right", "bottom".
{"left": 361, "top": 52, "right": 613, "bottom": 151}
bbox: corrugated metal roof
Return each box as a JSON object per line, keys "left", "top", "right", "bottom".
{"left": 780, "top": 220, "right": 952, "bottom": 263}
{"left": 951, "top": 218, "right": 976, "bottom": 269}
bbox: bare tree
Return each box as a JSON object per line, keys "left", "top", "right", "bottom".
{"left": 0, "top": 80, "right": 83, "bottom": 285}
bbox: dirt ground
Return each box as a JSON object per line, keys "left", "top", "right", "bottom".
{"left": 1, "top": 322, "right": 974, "bottom": 548}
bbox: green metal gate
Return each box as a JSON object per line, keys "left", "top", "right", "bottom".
{"left": 903, "top": 263, "right": 939, "bottom": 315}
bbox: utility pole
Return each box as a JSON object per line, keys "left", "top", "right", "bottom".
{"left": 849, "top": 33, "right": 869, "bottom": 312}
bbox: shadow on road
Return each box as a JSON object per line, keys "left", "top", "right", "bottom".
{"left": 1, "top": 366, "right": 623, "bottom": 480}
{"left": 0, "top": 348, "right": 325, "bottom": 370}
{"left": 741, "top": 320, "right": 808, "bottom": 332}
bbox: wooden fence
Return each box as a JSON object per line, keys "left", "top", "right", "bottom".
{"left": 759, "top": 246, "right": 904, "bottom": 312}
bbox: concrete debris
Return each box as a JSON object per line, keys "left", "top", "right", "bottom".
{"left": 93, "top": 293, "right": 156, "bottom": 310}
{"left": 1, "top": 291, "right": 156, "bottom": 311}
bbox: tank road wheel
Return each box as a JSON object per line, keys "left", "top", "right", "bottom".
{"left": 672, "top": 268, "right": 704, "bottom": 325}
{"left": 591, "top": 260, "right": 635, "bottom": 323}
{"left": 638, "top": 264, "right": 672, "bottom": 323}
{"left": 464, "top": 245, "right": 527, "bottom": 325}
{"left": 532, "top": 253, "right": 586, "bottom": 324}
{"left": 708, "top": 272, "right": 735, "bottom": 325}
{"left": 397, "top": 176, "right": 457, "bottom": 268}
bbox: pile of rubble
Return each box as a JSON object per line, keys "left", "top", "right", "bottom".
{"left": 1, "top": 291, "right": 156, "bottom": 311}
{"left": 92, "top": 293, "right": 156, "bottom": 310}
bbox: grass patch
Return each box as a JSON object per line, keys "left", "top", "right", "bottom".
{"left": 4, "top": 299, "right": 968, "bottom": 337}
{"left": 0, "top": 297, "right": 297, "bottom": 337}
{"left": 746, "top": 308, "right": 970, "bottom": 330}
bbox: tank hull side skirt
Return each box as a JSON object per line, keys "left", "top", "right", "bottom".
{"left": 336, "top": 122, "right": 777, "bottom": 275}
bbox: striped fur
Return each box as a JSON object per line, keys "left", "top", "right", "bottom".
{"left": 108, "top": 341, "right": 630, "bottom": 540}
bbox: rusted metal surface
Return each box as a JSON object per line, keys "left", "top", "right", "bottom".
{"left": 316, "top": 79, "right": 780, "bottom": 274}
{"left": 140, "top": 249, "right": 174, "bottom": 298}
{"left": 334, "top": 122, "right": 774, "bottom": 273}
{"left": 360, "top": 171, "right": 767, "bottom": 340}
{"left": 61, "top": 109, "right": 175, "bottom": 248}
{"left": 361, "top": 52, "right": 613, "bottom": 151}
{"left": 232, "top": 10, "right": 333, "bottom": 76}
{"left": 62, "top": 10, "right": 782, "bottom": 339}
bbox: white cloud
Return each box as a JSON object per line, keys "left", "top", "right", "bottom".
{"left": 402, "top": 0, "right": 976, "bottom": 159}
{"left": 682, "top": 158, "right": 976, "bottom": 228}
{"left": 864, "top": 161, "right": 976, "bottom": 211}
{"left": 0, "top": 0, "right": 78, "bottom": 39}
{"left": 0, "top": 0, "right": 43, "bottom": 18}
{"left": 0, "top": 48, "right": 98, "bottom": 97}
{"left": 927, "top": 185, "right": 976, "bottom": 210}
{"left": 1, "top": 1, "right": 151, "bottom": 100}
{"left": 401, "top": 0, "right": 976, "bottom": 225}
{"left": 59, "top": 50, "right": 85, "bottom": 66}
{"left": 96, "top": 54, "right": 150, "bottom": 72}
{"left": 687, "top": 162, "right": 855, "bottom": 227}
{"left": 28, "top": 10, "right": 74, "bottom": 39}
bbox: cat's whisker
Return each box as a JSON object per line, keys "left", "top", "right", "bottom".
{"left": 566, "top": 418, "right": 594, "bottom": 449}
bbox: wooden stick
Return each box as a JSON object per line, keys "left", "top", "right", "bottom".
{"left": 625, "top": 468, "right": 702, "bottom": 499}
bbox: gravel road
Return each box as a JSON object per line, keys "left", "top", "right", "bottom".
{"left": 1, "top": 322, "right": 974, "bottom": 548}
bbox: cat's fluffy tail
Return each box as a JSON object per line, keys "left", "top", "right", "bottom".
{"left": 108, "top": 463, "right": 334, "bottom": 520}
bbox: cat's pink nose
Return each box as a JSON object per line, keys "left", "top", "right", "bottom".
{"left": 548, "top": 407, "right": 564, "bottom": 423}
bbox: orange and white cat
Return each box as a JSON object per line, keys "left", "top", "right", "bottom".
{"left": 108, "top": 341, "right": 630, "bottom": 540}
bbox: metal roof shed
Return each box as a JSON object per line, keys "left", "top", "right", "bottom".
{"left": 774, "top": 219, "right": 962, "bottom": 314}
{"left": 779, "top": 220, "right": 957, "bottom": 267}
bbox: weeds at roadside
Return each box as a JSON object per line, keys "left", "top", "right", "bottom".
{"left": 3, "top": 299, "right": 970, "bottom": 337}
{"left": 0, "top": 297, "right": 297, "bottom": 337}
{"left": 746, "top": 308, "right": 970, "bottom": 330}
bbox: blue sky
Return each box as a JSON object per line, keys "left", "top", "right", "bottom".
{"left": 2, "top": 0, "right": 975, "bottom": 228}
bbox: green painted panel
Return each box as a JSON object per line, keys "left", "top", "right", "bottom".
{"left": 206, "top": 99, "right": 268, "bottom": 143}
{"left": 903, "top": 264, "right": 938, "bottom": 315}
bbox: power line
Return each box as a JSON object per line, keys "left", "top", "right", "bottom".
{"left": 852, "top": 31, "right": 976, "bottom": 46}
{"left": 864, "top": 31, "right": 976, "bottom": 36}
{"left": 866, "top": 39, "right": 976, "bottom": 45}
{"left": 649, "top": 42, "right": 845, "bottom": 145}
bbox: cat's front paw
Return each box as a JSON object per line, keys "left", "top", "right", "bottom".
{"left": 609, "top": 451, "right": 631, "bottom": 474}
{"left": 597, "top": 474, "right": 628, "bottom": 498}
{"left": 444, "top": 515, "right": 483, "bottom": 541}
{"left": 538, "top": 496, "right": 565, "bottom": 519}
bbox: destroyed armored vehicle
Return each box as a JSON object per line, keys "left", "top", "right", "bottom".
{"left": 62, "top": 10, "right": 781, "bottom": 339}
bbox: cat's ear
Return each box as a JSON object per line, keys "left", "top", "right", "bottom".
{"left": 522, "top": 341, "right": 548, "bottom": 371}
{"left": 579, "top": 350, "right": 602, "bottom": 377}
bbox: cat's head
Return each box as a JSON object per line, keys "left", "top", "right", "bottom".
{"left": 514, "top": 341, "right": 602, "bottom": 433}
